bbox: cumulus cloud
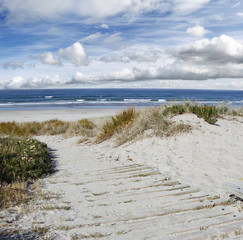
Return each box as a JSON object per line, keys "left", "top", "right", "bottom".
{"left": 3, "top": 61, "right": 24, "bottom": 69}
{"left": 0, "top": 0, "right": 210, "bottom": 24}
{"left": 172, "top": 35, "right": 243, "bottom": 64}
{"left": 186, "top": 25, "right": 209, "bottom": 37}
{"left": 68, "top": 64, "right": 243, "bottom": 86}
{"left": 4, "top": 34, "right": 243, "bottom": 89}
{"left": 37, "top": 52, "right": 62, "bottom": 66}
{"left": 5, "top": 75, "right": 67, "bottom": 89}
{"left": 3, "top": 64, "right": 243, "bottom": 89}
{"left": 71, "top": 59, "right": 243, "bottom": 85}
{"left": 58, "top": 42, "right": 89, "bottom": 66}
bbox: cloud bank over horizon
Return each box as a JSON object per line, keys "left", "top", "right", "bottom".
{"left": 1, "top": 0, "right": 243, "bottom": 89}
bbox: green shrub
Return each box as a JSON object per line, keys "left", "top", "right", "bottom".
{"left": 163, "top": 104, "right": 187, "bottom": 116}
{"left": 0, "top": 137, "right": 51, "bottom": 183}
{"left": 189, "top": 105, "right": 218, "bottom": 124}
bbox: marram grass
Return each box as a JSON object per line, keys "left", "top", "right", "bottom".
{"left": 0, "top": 118, "right": 96, "bottom": 137}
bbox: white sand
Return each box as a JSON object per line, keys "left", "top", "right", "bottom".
{"left": 1, "top": 109, "right": 243, "bottom": 239}
{"left": 101, "top": 113, "right": 243, "bottom": 197}
{"left": 0, "top": 108, "right": 124, "bottom": 122}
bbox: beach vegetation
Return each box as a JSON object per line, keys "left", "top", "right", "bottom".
{"left": 97, "top": 108, "right": 136, "bottom": 142}
{"left": 188, "top": 104, "right": 219, "bottom": 124}
{"left": 114, "top": 107, "right": 192, "bottom": 145}
{"left": 0, "top": 181, "right": 29, "bottom": 208}
{"left": 0, "top": 118, "right": 96, "bottom": 137}
{"left": 0, "top": 137, "right": 52, "bottom": 208}
{"left": 163, "top": 104, "right": 187, "bottom": 116}
{"left": 32, "top": 226, "right": 49, "bottom": 234}
{"left": 0, "top": 137, "right": 51, "bottom": 183}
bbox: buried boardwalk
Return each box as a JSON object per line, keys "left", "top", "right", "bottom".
{"left": 0, "top": 135, "right": 243, "bottom": 240}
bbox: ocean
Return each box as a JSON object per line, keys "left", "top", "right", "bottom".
{"left": 0, "top": 88, "right": 243, "bottom": 111}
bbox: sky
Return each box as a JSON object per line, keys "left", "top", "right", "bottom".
{"left": 1, "top": 0, "right": 243, "bottom": 90}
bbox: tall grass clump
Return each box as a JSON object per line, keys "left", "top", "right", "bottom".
{"left": 115, "top": 107, "right": 191, "bottom": 145}
{"left": 63, "top": 119, "right": 96, "bottom": 138}
{"left": 97, "top": 108, "right": 136, "bottom": 142}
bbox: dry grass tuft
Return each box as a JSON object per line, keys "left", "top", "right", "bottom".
{"left": 63, "top": 119, "right": 96, "bottom": 138}
{"left": 115, "top": 107, "right": 192, "bottom": 145}
{"left": 0, "top": 118, "right": 97, "bottom": 138}
{"left": 0, "top": 182, "right": 29, "bottom": 208}
{"left": 97, "top": 108, "right": 137, "bottom": 142}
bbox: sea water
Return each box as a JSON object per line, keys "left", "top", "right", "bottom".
{"left": 0, "top": 88, "right": 242, "bottom": 111}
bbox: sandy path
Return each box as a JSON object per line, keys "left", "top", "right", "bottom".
{"left": 1, "top": 135, "right": 243, "bottom": 239}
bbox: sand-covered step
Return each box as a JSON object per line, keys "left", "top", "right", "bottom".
{"left": 62, "top": 205, "right": 235, "bottom": 234}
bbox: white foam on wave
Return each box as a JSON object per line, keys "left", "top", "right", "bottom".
{"left": 124, "top": 99, "right": 152, "bottom": 103}
{"left": 45, "top": 96, "right": 53, "bottom": 99}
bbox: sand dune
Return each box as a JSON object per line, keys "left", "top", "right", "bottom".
{"left": 0, "top": 109, "right": 243, "bottom": 239}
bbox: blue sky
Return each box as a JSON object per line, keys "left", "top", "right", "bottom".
{"left": 1, "top": 0, "right": 243, "bottom": 89}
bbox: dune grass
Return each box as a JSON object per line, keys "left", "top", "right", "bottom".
{"left": 97, "top": 108, "right": 136, "bottom": 142}
{"left": 0, "top": 118, "right": 96, "bottom": 137}
{"left": 96, "top": 103, "right": 243, "bottom": 145}
{"left": 113, "top": 107, "right": 192, "bottom": 145}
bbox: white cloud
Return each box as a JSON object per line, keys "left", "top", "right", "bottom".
{"left": 81, "top": 32, "right": 103, "bottom": 43}
{"left": 100, "top": 50, "right": 161, "bottom": 63}
{"left": 5, "top": 75, "right": 66, "bottom": 89}
{"left": 126, "top": 51, "right": 161, "bottom": 62}
{"left": 0, "top": 0, "right": 210, "bottom": 24}
{"left": 46, "top": 27, "right": 60, "bottom": 35}
{"left": 69, "top": 62, "right": 243, "bottom": 85}
{"left": 173, "top": 0, "right": 210, "bottom": 15}
{"left": 100, "top": 24, "right": 109, "bottom": 29}
{"left": 81, "top": 32, "right": 129, "bottom": 50}
{"left": 186, "top": 25, "right": 209, "bottom": 37}
{"left": 58, "top": 42, "right": 89, "bottom": 66}
{"left": 3, "top": 61, "right": 24, "bottom": 69}
{"left": 37, "top": 52, "right": 62, "bottom": 66}
{"left": 237, "top": 12, "right": 243, "bottom": 17}
{"left": 172, "top": 35, "right": 243, "bottom": 64}
{"left": 100, "top": 55, "right": 127, "bottom": 63}
{"left": 6, "top": 76, "right": 27, "bottom": 88}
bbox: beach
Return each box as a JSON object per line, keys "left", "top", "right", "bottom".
{"left": 0, "top": 108, "right": 124, "bottom": 122}
{"left": 1, "top": 108, "right": 243, "bottom": 239}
